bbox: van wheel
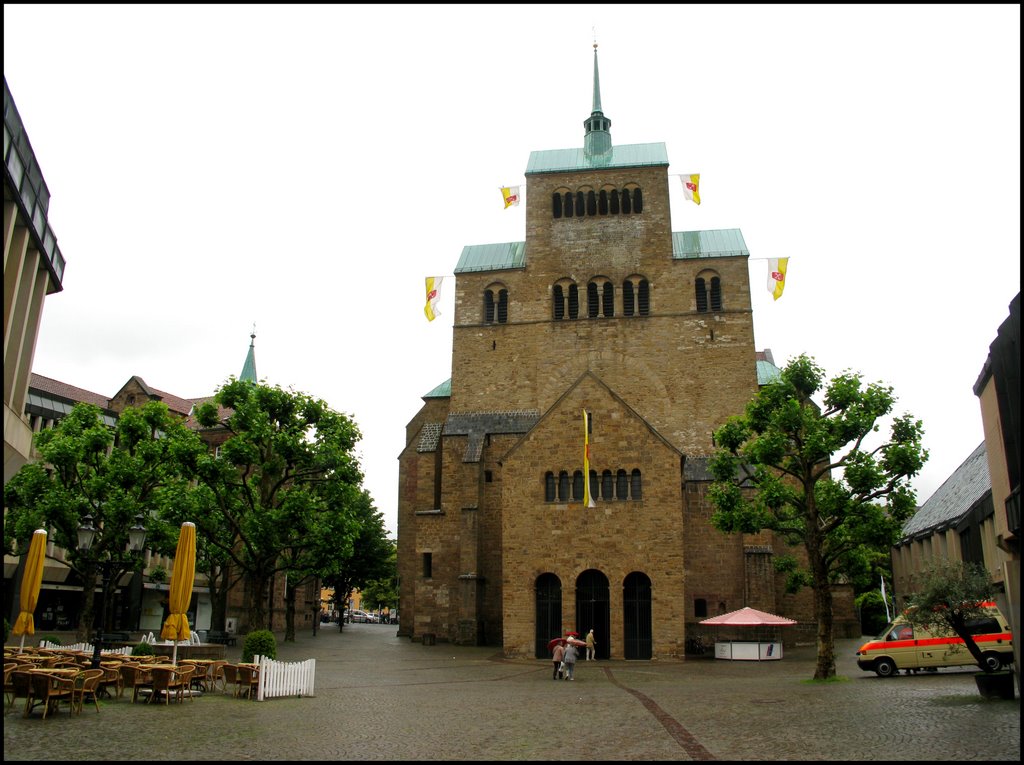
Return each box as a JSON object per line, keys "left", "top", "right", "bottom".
{"left": 875, "top": 658, "right": 897, "bottom": 677}
{"left": 981, "top": 652, "right": 1003, "bottom": 672}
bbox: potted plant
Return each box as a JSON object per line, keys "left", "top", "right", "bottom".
{"left": 902, "top": 559, "right": 1014, "bottom": 699}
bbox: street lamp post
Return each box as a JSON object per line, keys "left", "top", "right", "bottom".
{"left": 77, "top": 512, "right": 148, "bottom": 668}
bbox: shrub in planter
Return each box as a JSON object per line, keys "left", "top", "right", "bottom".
{"left": 133, "top": 641, "right": 155, "bottom": 657}
{"left": 37, "top": 635, "right": 62, "bottom": 647}
{"left": 242, "top": 629, "right": 277, "bottom": 663}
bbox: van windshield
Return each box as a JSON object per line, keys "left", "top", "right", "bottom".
{"left": 876, "top": 621, "right": 914, "bottom": 641}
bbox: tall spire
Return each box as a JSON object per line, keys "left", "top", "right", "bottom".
{"left": 239, "top": 324, "right": 257, "bottom": 383}
{"left": 583, "top": 42, "right": 612, "bottom": 158}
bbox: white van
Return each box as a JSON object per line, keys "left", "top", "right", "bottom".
{"left": 856, "top": 602, "right": 1013, "bottom": 677}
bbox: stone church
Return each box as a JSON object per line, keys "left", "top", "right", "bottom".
{"left": 397, "top": 47, "right": 852, "bottom": 659}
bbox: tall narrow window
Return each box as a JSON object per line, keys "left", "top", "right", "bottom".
{"left": 589, "top": 469, "right": 599, "bottom": 499}
{"left": 588, "top": 282, "right": 599, "bottom": 318}
{"left": 610, "top": 189, "right": 620, "bottom": 214}
{"left": 552, "top": 193, "right": 563, "bottom": 219}
{"left": 586, "top": 190, "right": 597, "bottom": 216}
{"left": 572, "top": 470, "right": 584, "bottom": 501}
{"left": 497, "top": 289, "right": 508, "bottom": 323}
{"left": 602, "top": 470, "right": 614, "bottom": 499}
{"left": 710, "top": 277, "right": 722, "bottom": 311}
{"left": 695, "top": 278, "right": 708, "bottom": 312}
{"left": 623, "top": 280, "right": 635, "bottom": 317}
{"left": 553, "top": 285, "right": 565, "bottom": 320}
{"left": 598, "top": 189, "right": 609, "bottom": 215}
{"left": 616, "top": 469, "right": 629, "bottom": 499}
{"left": 545, "top": 472, "right": 556, "bottom": 502}
{"left": 422, "top": 552, "right": 433, "bottom": 578}
{"left": 621, "top": 189, "right": 632, "bottom": 214}
{"left": 568, "top": 284, "right": 579, "bottom": 319}
{"left": 602, "top": 282, "right": 614, "bottom": 317}
{"left": 638, "top": 280, "right": 650, "bottom": 315}
{"left": 633, "top": 188, "right": 643, "bottom": 213}
{"left": 576, "top": 191, "right": 585, "bottom": 215}
{"left": 558, "top": 471, "right": 570, "bottom": 502}
{"left": 564, "top": 192, "right": 574, "bottom": 217}
{"left": 631, "top": 469, "right": 643, "bottom": 500}
{"left": 485, "top": 290, "right": 496, "bottom": 322}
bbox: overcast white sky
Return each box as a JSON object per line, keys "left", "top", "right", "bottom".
{"left": 5, "top": 4, "right": 1020, "bottom": 537}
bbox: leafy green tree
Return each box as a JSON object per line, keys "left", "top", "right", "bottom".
{"left": 359, "top": 542, "right": 398, "bottom": 614}
{"left": 708, "top": 354, "right": 927, "bottom": 679}
{"left": 322, "top": 488, "right": 392, "bottom": 632}
{"left": 186, "top": 379, "right": 363, "bottom": 631}
{"left": 3, "top": 401, "right": 203, "bottom": 640}
{"left": 902, "top": 559, "right": 1001, "bottom": 672}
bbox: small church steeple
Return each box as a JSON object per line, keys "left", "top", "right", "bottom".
{"left": 239, "top": 324, "right": 257, "bottom": 383}
{"left": 583, "top": 42, "right": 612, "bottom": 158}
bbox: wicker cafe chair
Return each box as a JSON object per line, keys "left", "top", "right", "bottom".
{"left": 73, "top": 669, "right": 105, "bottom": 715}
{"left": 3, "top": 662, "right": 16, "bottom": 707}
{"left": 119, "top": 664, "right": 152, "bottom": 704}
{"left": 237, "top": 665, "right": 259, "bottom": 700}
{"left": 221, "top": 663, "right": 240, "bottom": 697}
{"left": 23, "top": 671, "right": 75, "bottom": 719}
{"left": 178, "top": 661, "right": 206, "bottom": 692}
{"left": 7, "top": 669, "right": 34, "bottom": 716}
{"left": 149, "top": 666, "right": 193, "bottom": 705}
{"left": 207, "top": 660, "right": 227, "bottom": 692}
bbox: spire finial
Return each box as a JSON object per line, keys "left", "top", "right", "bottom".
{"left": 584, "top": 36, "right": 611, "bottom": 157}
{"left": 250, "top": 322, "right": 256, "bottom": 343}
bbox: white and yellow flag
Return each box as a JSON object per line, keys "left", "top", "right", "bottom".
{"left": 501, "top": 186, "right": 520, "bottom": 208}
{"left": 583, "top": 410, "right": 596, "bottom": 508}
{"left": 424, "top": 276, "right": 444, "bottom": 322}
{"left": 680, "top": 173, "right": 700, "bottom": 205}
{"left": 766, "top": 258, "right": 789, "bottom": 301}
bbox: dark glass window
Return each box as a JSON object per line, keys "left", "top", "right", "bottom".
{"left": 638, "top": 280, "right": 650, "bottom": 315}
{"left": 423, "top": 553, "right": 432, "bottom": 578}
{"left": 610, "top": 189, "right": 620, "bottom": 214}
{"left": 485, "top": 290, "right": 496, "bottom": 322}
{"left": 558, "top": 471, "right": 570, "bottom": 502}
{"left": 598, "top": 190, "right": 609, "bottom": 215}
{"left": 568, "top": 284, "right": 579, "bottom": 319}
{"left": 564, "top": 192, "right": 574, "bottom": 217}
{"left": 602, "top": 470, "right": 613, "bottom": 499}
{"left": 553, "top": 285, "right": 565, "bottom": 320}
{"left": 602, "top": 282, "right": 614, "bottom": 317}
{"left": 616, "top": 469, "right": 629, "bottom": 499}
{"left": 552, "top": 193, "right": 563, "bottom": 219}
{"left": 695, "top": 598, "right": 708, "bottom": 618}
{"left": 576, "top": 191, "right": 585, "bottom": 215}
{"left": 710, "top": 277, "right": 722, "bottom": 312}
{"left": 621, "top": 189, "right": 632, "bottom": 214}
{"left": 572, "top": 470, "right": 584, "bottom": 501}
{"left": 586, "top": 190, "right": 597, "bottom": 216}
{"left": 631, "top": 469, "right": 642, "bottom": 500}
{"left": 623, "top": 280, "right": 635, "bottom": 317}
{"left": 545, "top": 472, "right": 556, "bottom": 502}
{"left": 633, "top": 188, "right": 643, "bottom": 213}
{"left": 588, "top": 283, "right": 599, "bottom": 318}
{"left": 589, "top": 469, "right": 599, "bottom": 499}
{"left": 695, "top": 278, "right": 708, "bottom": 313}
{"left": 497, "top": 289, "right": 508, "bottom": 323}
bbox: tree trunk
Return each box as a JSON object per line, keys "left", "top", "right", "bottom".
{"left": 284, "top": 578, "right": 296, "bottom": 642}
{"left": 247, "top": 569, "right": 271, "bottom": 631}
{"left": 77, "top": 568, "right": 98, "bottom": 642}
{"left": 807, "top": 526, "right": 836, "bottom": 679}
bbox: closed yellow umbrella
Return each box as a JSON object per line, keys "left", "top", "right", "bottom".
{"left": 160, "top": 522, "right": 196, "bottom": 664}
{"left": 12, "top": 529, "right": 47, "bottom": 650}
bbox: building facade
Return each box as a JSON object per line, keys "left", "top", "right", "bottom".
{"left": 397, "top": 49, "right": 851, "bottom": 659}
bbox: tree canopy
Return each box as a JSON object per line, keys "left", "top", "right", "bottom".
{"left": 708, "top": 353, "right": 927, "bottom": 679}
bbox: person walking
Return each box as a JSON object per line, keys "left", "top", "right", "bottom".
{"left": 586, "top": 629, "right": 597, "bottom": 661}
{"left": 563, "top": 641, "right": 579, "bottom": 680}
{"left": 552, "top": 641, "right": 565, "bottom": 680}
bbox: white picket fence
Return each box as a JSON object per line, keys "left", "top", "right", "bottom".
{"left": 39, "top": 640, "right": 133, "bottom": 656}
{"left": 252, "top": 654, "right": 316, "bottom": 701}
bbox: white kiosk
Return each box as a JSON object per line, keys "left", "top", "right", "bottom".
{"left": 699, "top": 606, "right": 797, "bottom": 661}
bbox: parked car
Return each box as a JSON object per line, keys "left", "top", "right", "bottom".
{"left": 349, "top": 609, "right": 372, "bottom": 623}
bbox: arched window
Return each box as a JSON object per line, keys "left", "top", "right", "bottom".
{"left": 633, "top": 188, "right": 643, "bottom": 213}
{"left": 616, "top": 469, "right": 629, "bottom": 499}
{"left": 576, "top": 191, "right": 585, "bottom": 215}
{"left": 545, "top": 472, "right": 556, "bottom": 502}
{"left": 568, "top": 284, "right": 579, "bottom": 319}
{"left": 497, "top": 289, "right": 508, "bottom": 323}
{"left": 572, "top": 470, "right": 584, "bottom": 501}
{"left": 610, "top": 189, "right": 620, "bottom": 214}
{"left": 558, "top": 471, "right": 570, "bottom": 502}
{"left": 586, "top": 190, "right": 597, "bottom": 216}
{"left": 598, "top": 189, "right": 609, "bottom": 215}
{"left": 621, "top": 189, "right": 632, "bottom": 214}
{"left": 623, "top": 280, "right": 635, "bottom": 317}
{"left": 485, "top": 290, "right": 496, "bottom": 322}
{"left": 587, "top": 282, "right": 599, "bottom": 318}
{"left": 710, "top": 277, "right": 722, "bottom": 312}
{"left": 553, "top": 285, "right": 565, "bottom": 320}
{"left": 695, "top": 278, "right": 708, "bottom": 313}
{"left": 552, "top": 193, "right": 563, "bottom": 219}
{"left": 564, "top": 191, "right": 574, "bottom": 218}
{"left": 602, "top": 282, "right": 614, "bottom": 317}
{"left": 589, "top": 469, "right": 599, "bottom": 499}
{"left": 602, "top": 470, "right": 614, "bottom": 499}
{"left": 631, "top": 469, "right": 642, "bottom": 500}
{"left": 638, "top": 279, "right": 650, "bottom": 315}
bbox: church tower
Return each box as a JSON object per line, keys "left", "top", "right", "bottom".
{"left": 397, "top": 46, "right": 824, "bottom": 658}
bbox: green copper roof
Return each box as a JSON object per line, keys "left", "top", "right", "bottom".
{"left": 526, "top": 142, "right": 669, "bottom": 174}
{"left": 424, "top": 378, "right": 451, "bottom": 398}
{"left": 455, "top": 241, "right": 526, "bottom": 274}
{"left": 672, "top": 229, "right": 749, "bottom": 259}
{"left": 240, "top": 332, "right": 257, "bottom": 382}
{"left": 756, "top": 360, "right": 782, "bottom": 386}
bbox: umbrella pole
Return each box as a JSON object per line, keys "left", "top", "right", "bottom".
{"left": 172, "top": 641, "right": 178, "bottom": 665}
{"left": 19, "top": 634, "right": 26, "bottom": 651}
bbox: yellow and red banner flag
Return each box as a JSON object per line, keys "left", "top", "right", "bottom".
{"left": 767, "top": 258, "right": 789, "bottom": 301}
{"left": 583, "top": 410, "right": 596, "bottom": 508}
{"left": 424, "top": 276, "right": 444, "bottom": 321}
{"left": 680, "top": 174, "right": 700, "bottom": 205}
{"left": 501, "top": 186, "right": 520, "bottom": 208}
